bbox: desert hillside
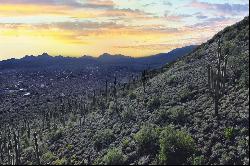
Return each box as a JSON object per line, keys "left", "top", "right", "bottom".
{"left": 0, "top": 16, "right": 249, "bottom": 165}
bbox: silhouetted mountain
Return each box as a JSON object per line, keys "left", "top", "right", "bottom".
{"left": 0, "top": 45, "right": 197, "bottom": 71}
{"left": 136, "top": 45, "right": 197, "bottom": 67}
{"left": 98, "top": 53, "right": 133, "bottom": 63}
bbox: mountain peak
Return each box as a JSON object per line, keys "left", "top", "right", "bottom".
{"left": 40, "top": 53, "right": 50, "bottom": 57}
{"left": 99, "top": 53, "right": 112, "bottom": 57}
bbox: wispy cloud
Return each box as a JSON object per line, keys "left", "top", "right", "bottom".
{"left": 189, "top": 0, "right": 249, "bottom": 15}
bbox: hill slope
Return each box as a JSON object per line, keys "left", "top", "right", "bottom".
{"left": 49, "top": 16, "right": 248, "bottom": 165}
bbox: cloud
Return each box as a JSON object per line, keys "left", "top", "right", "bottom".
{"left": 164, "top": 11, "right": 192, "bottom": 22}
{"left": 101, "top": 8, "right": 152, "bottom": 18}
{"left": 189, "top": 0, "right": 249, "bottom": 15}
{"left": 0, "top": 1, "right": 151, "bottom": 20}
{"left": 83, "top": 0, "right": 115, "bottom": 9}
{"left": 0, "top": 0, "right": 115, "bottom": 9}
{"left": 42, "top": 21, "right": 126, "bottom": 30}
{"left": 115, "top": 43, "right": 180, "bottom": 50}
{"left": 163, "top": 1, "right": 173, "bottom": 6}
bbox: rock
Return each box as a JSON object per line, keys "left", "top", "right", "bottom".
{"left": 138, "top": 155, "right": 150, "bottom": 165}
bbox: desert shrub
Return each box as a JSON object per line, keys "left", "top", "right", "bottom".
{"left": 49, "top": 129, "right": 63, "bottom": 143}
{"left": 102, "top": 148, "right": 125, "bottom": 165}
{"left": 169, "top": 106, "right": 186, "bottom": 124}
{"left": 158, "top": 126, "right": 196, "bottom": 165}
{"left": 121, "top": 107, "right": 136, "bottom": 122}
{"left": 134, "top": 124, "right": 159, "bottom": 155}
{"left": 220, "top": 152, "right": 237, "bottom": 165}
{"left": 228, "top": 52, "right": 249, "bottom": 86}
{"left": 41, "top": 151, "right": 56, "bottom": 164}
{"left": 22, "top": 147, "right": 36, "bottom": 164}
{"left": 129, "top": 92, "right": 137, "bottom": 100}
{"left": 224, "top": 127, "right": 235, "bottom": 141}
{"left": 53, "top": 157, "right": 67, "bottom": 165}
{"left": 154, "top": 109, "right": 170, "bottom": 125}
{"left": 179, "top": 86, "right": 192, "bottom": 102}
{"left": 94, "top": 129, "right": 115, "bottom": 150}
{"left": 148, "top": 98, "right": 161, "bottom": 111}
{"left": 70, "top": 154, "right": 78, "bottom": 164}
{"left": 224, "top": 29, "right": 237, "bottom": 41}
{"left": 23, "top": 136, "right": 30, "bottom": 148}
{"left": 66, "top": 144, "right": 73, "bottom": 150}
{"left": 108, "top": 101, "right": 116, "bottom": 114}
{"left": 167, "top": 75, "right": 178, "bottom": 86}
{"left": 70, "top": 113, "right": 77, "bottom": 122}
{"left": 122, "top": 137, "right": 130, "bottom": 149}
{"left": 192, "top": 156, "right": 205, "bottom": 165}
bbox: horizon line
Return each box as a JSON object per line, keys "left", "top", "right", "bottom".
{"left": 0, "top": 44, "right": 198, "bottom": 61}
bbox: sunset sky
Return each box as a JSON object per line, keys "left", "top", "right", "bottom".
{"left": 0, "top": 0, "right": 249, "bottom": 60}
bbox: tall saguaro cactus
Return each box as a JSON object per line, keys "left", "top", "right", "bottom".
{"left": 142, "top": 70, "right": 147, "bottom": 93}
{"left": 33, "top": 132, "right": 40, "bottom": 165}
{"left": 113, "top": 77, "right": 118, "bottom": 111}
{"left": 13, "top": 132, "right": 20, "bottom": 165}
{"left": 207, "top": 38, "right": 228, "bottom": 116}
{"left": 105, "top": 80, "right": 108, "bottom": 104}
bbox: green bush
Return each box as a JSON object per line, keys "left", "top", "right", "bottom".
{"left": 53, "top": 157, "right": 67, "bottom": 165}
{"left": 169, "top": 106, "right": 186, "bottom": 124}
{"left": 192, "top": 156, "right": 205, "bottom": 165}
{"left": 23, "top": 136, "right": 30, "bottom": 148}
{"left": 158, "top": 126, "right": 196, "bottom": 165}
{"left": 167, "top": 75, "right": 178, "bottom": 86}
{"left": 154, "top": 109, "right": 170, "bottom": 125}
{"left": 122, "top": 137, "right": 130, "bottom": 148}
{"left": 102, "top": 148, "right": 125, "bottom": 165}
{"left": 108, "top": 101, "right": 116, "bottom": 114}
{"left": 179, "top": 87, "right": 192, "bottom": 102}
{"left": 66, "top": 144, "right": 73, "bottom": 150}
{"left": 70, "top": 113, "right": 77, "bottom": 122}
{"left": 94, "top": 129, "right": 115, "bottom": 150}
{"left": 121, "top": 107, "right": 136, "bottom": 122}
{"left": 134, "top": 124, "right": 159, "bottom": 154}
{"left": 148, "top": 98, "right": 161, "bottom": 111}
{"left": 129, "top": 92, "right": 137, "bottom": 100}
{"left": 41, "top": 151, "right": 56, "bottom": 164}
{"left": 224, "top": 127, "right": 235, "bottom": 141}
{"left": 49, "top": 129, "right": 63, "bottom": 143}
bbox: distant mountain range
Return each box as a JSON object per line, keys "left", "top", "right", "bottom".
{"left": 0, "top": 45, "right": 197, "bottom": 71}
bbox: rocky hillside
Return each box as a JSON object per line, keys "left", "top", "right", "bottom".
{"left": 0, "top": 17, "right": 248, "bottom": 165}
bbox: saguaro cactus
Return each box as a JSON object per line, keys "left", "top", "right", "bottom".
{"left": 13, "top": 132, "right": 20, "bottom": 165}
{"left": 8, "top": 139, "right": 12, "bottom": 165}
{"left": 33, "top": 132, "right": 40, "bottom": 165}
{"left": 0, "top": 134, "right": 3, "bottom": 163}
{"left": 142, "top": 70, "right": 147, "bottom": 93}
{"left": 92, "top": 90, "right": 96, "bottom": 106}
{"left": 114, "top": 77, "right": 117, "bottom": 98}
{"left": 207, "top": 38, "right": 228, "bottom": 116}
{"left": 27, "top": 122, "right": 31, "bottom": 139}
{"left": 105, "top": 80, "right": 108, "bottom": 104}
{"left": 113, "top": 77, "right": 118, "bottom": 112}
